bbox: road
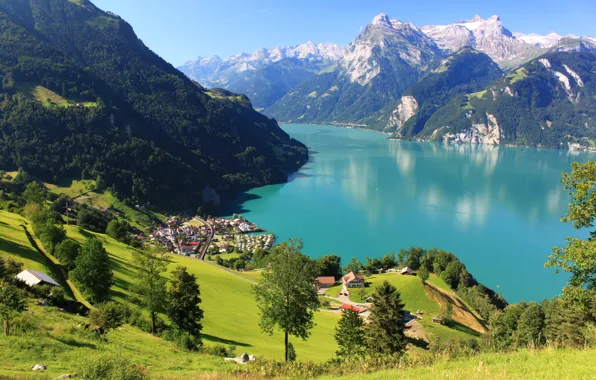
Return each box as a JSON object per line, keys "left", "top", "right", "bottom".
{"left": 195, "top": 217, "right": 214, "bottom": 260}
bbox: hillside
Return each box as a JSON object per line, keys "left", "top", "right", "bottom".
{"left": 397, "top": 51, "right": 596, "bottom": 148}
{"left": 0, "top": 208, "right": 493, "bottom": 377}
{"left": 0, "top": 0, "right": 307, "bottom": 211}
{"left": 386, "top": 48, "right": 503, "bottom": 135}
{"left": 349, "top": 348, "right": 596, "bottom": 379}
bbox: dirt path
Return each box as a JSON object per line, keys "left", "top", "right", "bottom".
{"left": 423, "top": 282, "right": 487, "bottom": 334}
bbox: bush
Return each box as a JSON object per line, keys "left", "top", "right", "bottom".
{"left": 48, "top": 287, "right": 66, "bottom": 307}
{"left": 202, "top": 344, "right": 236, "bottom": 357}
{"left": 162, "top": 329, "right": 202, "bottom": 351}
{"left": 88, "top": 302, "right": 126, "bottom": 335}
{"left": 78, "top": 355, "right": 146, "bottom": 380}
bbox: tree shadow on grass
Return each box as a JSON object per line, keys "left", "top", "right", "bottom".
{"left": 446, "top": 320, "right": 482, "bottom": 337}
{"left": 53, "top": 336, "right": 97, "bottom": 349}
{"left": 202, "top": 333, "right": 252, "bottom": 347}
{"left": 407, "top": 336, "right": 429, "bottom": 350}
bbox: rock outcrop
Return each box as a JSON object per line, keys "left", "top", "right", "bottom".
{"left": 387, "top": 96, "right": 419, "bottom": 133}
{"left": 443, "top": 113, "right": 501, "bottom": 145}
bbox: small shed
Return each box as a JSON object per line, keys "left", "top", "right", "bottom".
{"left": 16, "top": 270, "right": 61, "bottom": 287}
{"left": 432, "top": 317, "right": 444, "bottom": 324}
{"left": 401, "top": 267, "right": 414, "bottom": 275}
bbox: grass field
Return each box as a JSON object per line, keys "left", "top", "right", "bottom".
{"left": 507, "top": 67, "right": 528, "bottom": 84}
{"left": 65, "top": 225, "right": 340, "bottom": 362}
{"left": 326, "top": 273, "right": 484, "bottom": 340}
{"left": 0, "top": 304, "right": 238, "bottom": 379}
{"left": 0, "top": 210, "right": 61, "bottom": 280}
{"left": 353, "top": 348, "right": 596, "bottom": 379}
{"left": 45, "top": 180, "right": 166, "bottom": 232}
{"left": 16, "top": 83, "right": 98, "bottom": 108}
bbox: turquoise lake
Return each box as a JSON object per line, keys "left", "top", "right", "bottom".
{"left": 221, "top": 124, "right": 594, "bottom": 303}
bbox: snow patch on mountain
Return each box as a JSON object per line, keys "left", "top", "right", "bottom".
{"left": 563, "top": 64, "right": 584, "bottom": 87}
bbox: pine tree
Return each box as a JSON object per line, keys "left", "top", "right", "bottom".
{"left": 367, "top": 281, "right": 407, "bottom": 356}
{"left": 334, "top": 309, "right": 367, "bottom": 359}
{"left": 167, "top": 266, "right": 204, "bottom": 338}
{"left": 71, "top": 237, "right": 113, "bottom": 304}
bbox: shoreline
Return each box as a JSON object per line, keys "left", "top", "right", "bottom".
{"left": 281, "top": 122, "right": 596, "bottom": 153}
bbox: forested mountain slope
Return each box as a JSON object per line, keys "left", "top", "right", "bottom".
{"left": 395, "top": 51, "right": 596, "bottom": 148}
{"left": 386, "top": 48, "right": 502, "bottom": 135}
{"left": 0, "top": 0, "right": 307, "bottom": 210}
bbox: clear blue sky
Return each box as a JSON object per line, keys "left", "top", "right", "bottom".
{"left": 93, "top": 0, "right": 596, "bottom": 66}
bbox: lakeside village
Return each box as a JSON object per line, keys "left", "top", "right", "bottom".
{"left": 148, "top": 215, "right": 274, "bottom": 260}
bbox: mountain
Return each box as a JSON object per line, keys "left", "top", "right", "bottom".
{"left": 386, "top": 48, "right": 503, "bottom": 135}
{"left": 393, "top": 51, "right": 596, "bottom": 148}
{"left": 421, "top": 15, "right": 596, "bottom": 70}
{"left": 0, "top": 0, "right": 307, "bottom": 210}
{"left": 178, "top": 42, "right": 345, "bottom": 109}
{"left": 266, "top": 13, "right": 444, "bottom": 129}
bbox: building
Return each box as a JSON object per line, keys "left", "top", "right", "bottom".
{"left": 401, "top": 267, "right": 414, "bottom": 275}
{"left": 340, "top": 303, "right": 367, "bottom": 314}
{"left": 16, "top": 270, "right": 61, "bottom": 287}
{"left": 342, "top": 272, "right": 365, "bottom": 288}
{"left": 315, "top": 276, "right": 336, "bottom": 288}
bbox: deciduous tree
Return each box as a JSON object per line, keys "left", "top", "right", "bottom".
{"left": 254, "top": 239, "right": 319, "bottom": 361}
{"left": 133, "top": 247, "right": 170, "bottom": 334}
{"left": 0, "top": 285, "right": 26, "bottom": 336}
{"left": 71, "top": 237, "right": 113, "bottom": 304}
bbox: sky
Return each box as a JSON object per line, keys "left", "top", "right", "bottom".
{"left": 93, "top": 0, "right": 596, "bottom": 67}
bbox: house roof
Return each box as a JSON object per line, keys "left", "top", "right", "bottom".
{"left": 340, "top": 303, "right": 366, "bottom": 313}
{"left": 401, "top": 267, "right": 413, "bottom": 273}
{"left": 342, "top": 272, "right": 364, "bottom": 283}
{"left": 316, "top": 276, "right": 336, "bottom": 285}
{"left": 18, "top": 270, "right": 60, "bottom": 287}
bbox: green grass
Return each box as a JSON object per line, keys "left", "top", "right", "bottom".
{"left": 45, "top": 179, "right": 96, "bottom": 197}
{"left": 65, "top": 225, "right": 339, "bottom": 362}
{"left": 0, "top": 303, "right": 237, "bottom": 379}
{"left": 45, "top": 180, "right": 166, "bottom": 232}
{"left": 16, "top": 83, "right": 97, "bottom": 108}
{"left": 0, "top": 210, "right": 56, "bottom": 275}
{"left": 353, "top": 348, "right": 596, "bottom": 379}
{"left": 507, "top": 67, "right": 528, "bottom": 84}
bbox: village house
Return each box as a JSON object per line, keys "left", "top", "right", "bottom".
{"left": 401, "top": 267, "right": 415, "bottom": 275}
{"left": 340, "top": 303, "right": 367, "bottom": 314}
{"left": 315, "top": 276, "right": 336, "bottom": 289}
{"left": 342, "top": 272, "right": 365, "bottom": 288}
{"left": 16, "top": 270, "right": 61, "bottom": 288}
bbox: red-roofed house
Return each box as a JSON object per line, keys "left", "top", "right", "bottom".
{"left": 340, "top": 303, "right": 367, "bottom": 314}
{"left": 315, "top": 276, "right": 336, "bottom": 289}
{"left": 342, "top": 272, "right": 365, "bottom": 288}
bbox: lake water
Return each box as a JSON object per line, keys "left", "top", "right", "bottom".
{"left": 221, "top": 124, "right": 594, "bottom": 303}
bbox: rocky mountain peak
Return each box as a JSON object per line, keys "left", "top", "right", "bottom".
{"left": 372, "top": 13, "right": 392, "bottom": 27}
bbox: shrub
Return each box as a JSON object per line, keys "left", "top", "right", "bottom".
{"left": 202, "top": 344, "right": 236, "bottom": 357}
{"left": 162, "top": 329, "right": 202, "bottom": 351}
{"left": 88, "top": 302, "right": 126, "bottom": 335}
{"left": 78, "top": 355, "right": 146, "bottom": 380}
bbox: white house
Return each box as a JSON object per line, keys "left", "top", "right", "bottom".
{"left": 16, "top": 270, "right": 61, "bottom": 287}
{"left": 401, "top": 267, "right": 414, "bottom": 275}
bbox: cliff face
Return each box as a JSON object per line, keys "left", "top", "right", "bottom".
{"left": 439, "top": 113, "right": 501, "bottom": 145}
{"left": 386, "top": 96, "right": 419, "bottom": 133}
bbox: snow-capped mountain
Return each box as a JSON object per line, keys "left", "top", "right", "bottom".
{"left": 267, "top": 13, "right": 444, "bottom": 126}
{"left": 340, "top": 13, "right": 442, "bottom": 86}
{"left": 421, "top": 15, "right": 594, "bottom": 69}
{"left": 178, "top": 42, "right": 344, "bottom": 108}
